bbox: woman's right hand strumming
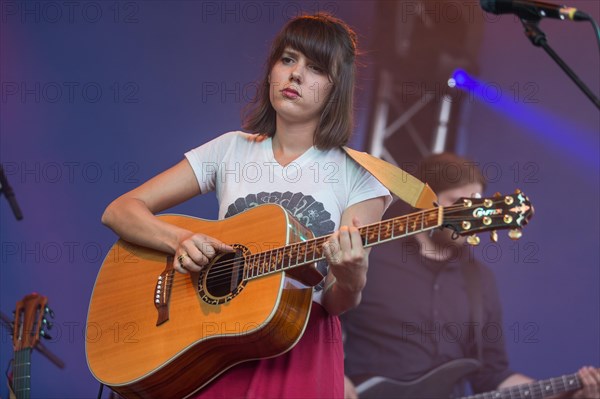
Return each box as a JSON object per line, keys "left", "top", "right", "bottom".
{"left": 174, "top": 233, "right": 234, "bottom": 274}
{"left": 102, "top": 159, "right": 232, "bottom": 273}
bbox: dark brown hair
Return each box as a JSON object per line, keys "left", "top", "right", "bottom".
{"left": 416, "top": 153, "right": 487, "bottom": 194}
{"left": 242, "top": 13, "right": 358, "bottom": 150}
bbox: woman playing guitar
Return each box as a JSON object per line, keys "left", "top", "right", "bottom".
{"left": 100, "top": 13, "right": 390, "bottom": 398}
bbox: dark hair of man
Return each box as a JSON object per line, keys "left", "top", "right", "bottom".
{"left": 417, "top": 152, "right": 488, "bottom": 194}
{"left": 242, "top": 13, "right": 358, "bottom": 150}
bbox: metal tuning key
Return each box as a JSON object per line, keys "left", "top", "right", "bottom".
{"left": 490, "top": 230, "right": 498, "bottom": 243}
{"left": 467, "top": 234, "right": 481, "bottom": 246}
{"left": 508, "top": 229, "right": 523, "bottom": 240}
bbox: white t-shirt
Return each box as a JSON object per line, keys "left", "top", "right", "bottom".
{"left": 185, "top": 131, "right": 391, "bottom": 297}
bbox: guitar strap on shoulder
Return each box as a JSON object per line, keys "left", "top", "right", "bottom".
{"left": 461, "top": 262, "right": 484, "bottom": 361}
{"left": 342, "top": 146, "right": 438, "bottom": 209}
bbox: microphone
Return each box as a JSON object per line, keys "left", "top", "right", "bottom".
{"left": 480, "top": 0, "right": 588, "bottom": 21}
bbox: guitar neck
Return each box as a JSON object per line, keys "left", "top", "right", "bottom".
{"left": 464, "top": 373, "right": 582, "bottom": 399}
{"left": 12, "top": 349, "right": 32, "bottom": 399}
{"left": 244, "top": 208, "right": 442, "bottom": 280}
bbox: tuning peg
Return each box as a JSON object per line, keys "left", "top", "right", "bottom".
{"left": 490, "top": 230, "right": 498, "bottom": 242}
{"left": 508, "top": 229, "right": 522, "bottom": 240}
{"left": 467, "top": 234, "right": 481, "bottom": 246}
{"left": 40, "top": 330, "right": 53, "bottom": 340}
{"left": 493, "top": 192, "right": 502, "bottom": 198}
{"left": 44, "top": 306, "right": 55, "bottom": 318}
{"left": 514, "top": 188, "right": 522, "bottom": 194}
{"left": 42, "top": 318, "right": 54, "bottom": 330}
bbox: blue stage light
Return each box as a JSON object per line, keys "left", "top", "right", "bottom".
{"left": 454, "top": 70, "right": 467, "bottom": 86}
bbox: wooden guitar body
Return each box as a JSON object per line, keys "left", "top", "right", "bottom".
{"left": 86, "top": 204, "right": 322, "bottom": 398}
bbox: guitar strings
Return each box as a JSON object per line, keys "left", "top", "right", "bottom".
{"left": 164, "top": 199, "right": 526, "bottom": 289}
{"left": 166, "top": 208, "right": 439, "bottom": 289}
{"left": 163, "top": 199, "right": 526, "bottom": 289}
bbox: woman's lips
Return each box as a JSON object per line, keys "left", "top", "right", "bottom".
{"left": 282, "top": 87, "right": 301, "bottom": 99}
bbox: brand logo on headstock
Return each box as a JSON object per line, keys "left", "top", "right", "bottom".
{"left": 473, "top": 207, "right": 502, "bottom": 218}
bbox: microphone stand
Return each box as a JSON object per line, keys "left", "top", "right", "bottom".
{"left": 0, "top": 165, "right": 23, "bottom": 220}
{"left": 520, "top": 18, "right": 600, "bottom": 109}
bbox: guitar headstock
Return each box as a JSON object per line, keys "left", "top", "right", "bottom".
{"left": 443, "top": 190, "right": 534, "bottom": 245}
{"left": 13, "top": 293, "right": 51, "bottom": 351}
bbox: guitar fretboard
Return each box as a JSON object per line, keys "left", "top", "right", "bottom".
{"left": 12, "top": 348, "right": 32, "bottom": 399}
{"left": 243, "top": 208, "right": 441, "bottom": 280}
{"left": 463, "top": 373, "right": 581, "bottom": 399}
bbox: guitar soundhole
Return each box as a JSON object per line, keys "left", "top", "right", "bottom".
{"left": 198, "top": 245, "right": 248, "bottom": 305}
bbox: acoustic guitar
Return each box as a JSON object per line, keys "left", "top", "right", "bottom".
{"left": 86, "top": 192, "right": 533, "bottom": 398}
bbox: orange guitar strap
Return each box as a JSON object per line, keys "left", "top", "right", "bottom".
{"left": 342, "top": 147, "right": 438, "bottom": 209}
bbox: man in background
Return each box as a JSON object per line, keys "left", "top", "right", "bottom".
{"left": 342, "top": 153, "right": 599, "bottom": 398}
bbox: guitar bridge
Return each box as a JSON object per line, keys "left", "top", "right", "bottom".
{"left": 154, "top": 256, "right": 175, "bottom": 326}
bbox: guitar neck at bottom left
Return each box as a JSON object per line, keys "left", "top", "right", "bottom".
{"left": 11, "top": 349, "right": 32, "bottom": 399}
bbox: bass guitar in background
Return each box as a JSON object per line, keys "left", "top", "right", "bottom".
{"left": 354, "top": 358, "right": 598, "bottom": 399}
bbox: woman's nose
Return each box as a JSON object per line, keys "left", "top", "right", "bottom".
{"left": 289, "top": 63, "right": 304, "bottom": 83}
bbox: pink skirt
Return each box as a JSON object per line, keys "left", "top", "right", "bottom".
{"left": 192, "top": 302, "right": 344, "bottom": 399}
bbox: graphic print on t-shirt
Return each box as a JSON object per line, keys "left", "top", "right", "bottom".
{"left": 225, "top": 191, "right": 335, "bottom": 290}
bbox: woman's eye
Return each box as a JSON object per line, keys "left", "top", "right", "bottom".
{"left": 282, "top": 56, "right": 294, "bottom": 64}
{"left": 309, "top": 65, "right": 324, "bottom": 74}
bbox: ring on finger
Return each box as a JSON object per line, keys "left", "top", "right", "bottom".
{"left": 177, "top": 253, "right": 189, "bottom": 268}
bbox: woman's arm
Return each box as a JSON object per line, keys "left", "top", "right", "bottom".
{"left": 101, "top": 159, "right": 232, "bottom": 273}
{"left": 321, "top": 197, "right": 386, "bottom": 316}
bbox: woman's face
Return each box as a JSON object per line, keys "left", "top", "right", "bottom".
{"left": 269, "top": 47, "right": 333, "bottom": 126}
